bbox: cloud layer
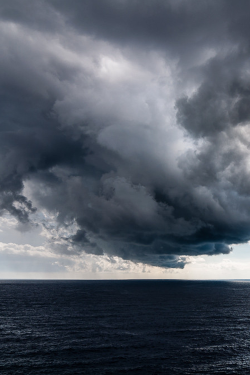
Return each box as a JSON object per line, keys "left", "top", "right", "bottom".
{"left": 1, "top": 0, "right": 250, "bottom": 268}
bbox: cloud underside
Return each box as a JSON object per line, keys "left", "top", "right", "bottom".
{"left": 1, "top": 0, "right": 250, "bottom": 268}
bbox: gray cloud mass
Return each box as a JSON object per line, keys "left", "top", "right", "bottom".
{"left": 0, "top": 0, "right": 250, "bottom": 268}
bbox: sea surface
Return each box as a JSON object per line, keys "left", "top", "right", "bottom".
{"left": 0, "top": 280, "right": 250, "bottom": 374}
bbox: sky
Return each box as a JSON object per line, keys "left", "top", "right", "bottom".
{"left": 1, "top": 0, "right": 250, "bottom": 279}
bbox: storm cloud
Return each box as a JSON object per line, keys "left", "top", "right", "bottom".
{"left": 1, "top": 0, "right": 250, "bottom": 268}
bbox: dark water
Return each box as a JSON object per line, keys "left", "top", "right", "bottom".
{"left": 1, "top": 280, "right": 250, "bottom": 374}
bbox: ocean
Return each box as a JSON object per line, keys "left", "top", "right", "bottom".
{"left": 0, "top": 280, "right": 249, "bottom": 374}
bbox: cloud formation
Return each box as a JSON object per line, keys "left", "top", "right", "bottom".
{"left": 1, "top": 0, "right": 250, "bottom": 267}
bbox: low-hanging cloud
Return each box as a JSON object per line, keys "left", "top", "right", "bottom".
{"left": 1, "top": 0, "right": 250, "bottom": 268}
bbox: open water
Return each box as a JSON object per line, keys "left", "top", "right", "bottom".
{"left": 0, "top": 280, "right": 250, "bottom": 374}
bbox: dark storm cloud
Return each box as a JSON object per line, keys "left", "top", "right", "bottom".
{"left": 1, "top": 0, "right": 250, "bottom": 268}
{"left": 176, "top": 51, "right": 250, "bottom": 137}
{"left": 48, "top": 0, "right": 224, "bottom": 47}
